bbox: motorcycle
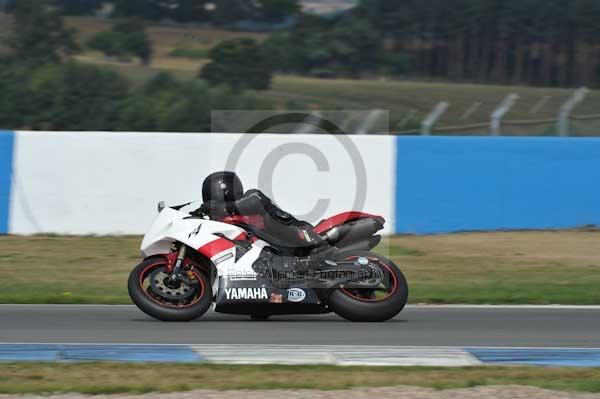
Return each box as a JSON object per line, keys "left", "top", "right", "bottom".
{"left": 128, "top": 201, "right": 408, "bottom": 322}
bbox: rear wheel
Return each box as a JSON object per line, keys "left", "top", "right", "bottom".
{"left": 328, "top": 251, "right": 408, "bottom": 322}
{"left": 128, "top": 256, "right": 212, "bottom": 322}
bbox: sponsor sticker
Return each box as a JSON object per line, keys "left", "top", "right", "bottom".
{"left": 269, "top": 293, "right": 283, "bottom": 304}
{"left": 228, "top": 275, "right": 257, "bottom": 281}
{"left": 225, "top": 287, "right": 268, "bottom": 300}
{"left": 287, "top": 288, "right": 306, "bottom": 302}
{"left": 214, "top": 252, "right": 234, "bottom": 264}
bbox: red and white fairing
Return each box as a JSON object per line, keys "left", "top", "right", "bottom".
{"left": 141, "top": 207, "right": 267, "bottom": 293}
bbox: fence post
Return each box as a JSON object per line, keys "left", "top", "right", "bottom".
{"left": 355, "top": 110, "right": 385, "bottom": 135}
{"left": 529, "top": 95, "right": 551, "bottom": 115}
{"left": 460, "top": 101, "right": 482, "bottom": 120}
{"left": 557, "top": 87, "right": 589, "bottom": 137}
{"left": 293, "top": 111, "right": 322, "bottom": 134}
{"left": 490, "top": 93, "right": 519, "bottom": 136}
{"left": 421, "top": 102, "right": 449, "bottom": 135}
{"left": 398, "top": 109, "right": 417, "bottom": 129}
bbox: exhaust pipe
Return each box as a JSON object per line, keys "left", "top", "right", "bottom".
{"left": 321, "top": 218, "right": 384, "bottom": 249}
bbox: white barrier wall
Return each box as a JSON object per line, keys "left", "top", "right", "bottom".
{"left": 9, "top": 132, "right": 396, "bottom": 235}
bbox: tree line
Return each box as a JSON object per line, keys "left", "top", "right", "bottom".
{"left": 1, "top": 0, "right": 301, "bottom": 25}
{"left": 0, "top": 0, "right": 268, "bottom": 132}
{"left": 6, "top": 0, "right": 598, "bottom": 87}
{"left": 266, "top": 0, "right": 600, "bottom": 87}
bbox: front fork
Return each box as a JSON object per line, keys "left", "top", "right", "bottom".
{"left": 169, "top": 245, "right": 187, "bottom": 283}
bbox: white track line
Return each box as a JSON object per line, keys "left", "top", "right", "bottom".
{"left": 190, "top": 345, "right": 482, "bottom": 366}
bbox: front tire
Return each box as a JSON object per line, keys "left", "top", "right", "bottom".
{"left": 328, "top": 251, "right": 408, "bottom": 322}
{"left": 128, "top": 256, "right": 212, "bottom": 322}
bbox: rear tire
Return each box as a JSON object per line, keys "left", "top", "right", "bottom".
{"left": 128, "top": 256, "right": 212, "bottom": 322}
{"left": 328, "top": 251, "right": 408, "bottom": 322}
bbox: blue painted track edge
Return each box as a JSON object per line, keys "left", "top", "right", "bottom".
{"left": 2, "top": 344, "right": 600, "bottom": 366}
{"left": 0, "top": 344, "right": 203, "bottom": 363}
{"left": 466, "top": 347, "right": 600, "bottom": 367}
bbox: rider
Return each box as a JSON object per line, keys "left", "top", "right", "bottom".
{"left": 198, "top": 172, "right": 325, "bottom": 271}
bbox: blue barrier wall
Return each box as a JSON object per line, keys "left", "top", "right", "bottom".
{"left": 0, "top": 131, "right": 14, "bottom": 234}
{"left": 396, "top": 136, "right": 600, "bottom": 234}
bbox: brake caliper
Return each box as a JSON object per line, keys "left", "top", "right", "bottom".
{"left": 165, "top": 251, "right": 179, "bottom": 273}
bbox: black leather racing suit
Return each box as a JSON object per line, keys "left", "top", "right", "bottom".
{"left": 200, "top": 189, "right": 323, "bottom": 249}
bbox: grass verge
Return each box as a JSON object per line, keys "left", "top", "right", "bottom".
{"left": 1, "top": 363, "right": 600, "bottom": 394}
{"left": 0, "top": 235, "right": 139, "bottom": 304}
{"left": 389, "top": 230, "right": 600, "bottom": 304}
{"left": 1, "top": 231, "right": 599, "bottom": 304}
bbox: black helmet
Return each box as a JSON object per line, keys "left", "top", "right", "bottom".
{"left": 202, "top": 171, "right": 244, "bottom": 203}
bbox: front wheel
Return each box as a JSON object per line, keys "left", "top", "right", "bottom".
{"left": 128, "top": 256, "right": 212, "bottom": 321}
{"left": 328, "top": 251, "right": 408, "bottom": 322}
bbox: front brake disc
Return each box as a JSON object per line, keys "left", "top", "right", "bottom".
{"left": 148, "top": 267, "right": 196, "bottom": 301}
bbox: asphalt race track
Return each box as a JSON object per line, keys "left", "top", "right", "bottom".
{"left": 1, "top": 305, "right": 599, "bottom": 348}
